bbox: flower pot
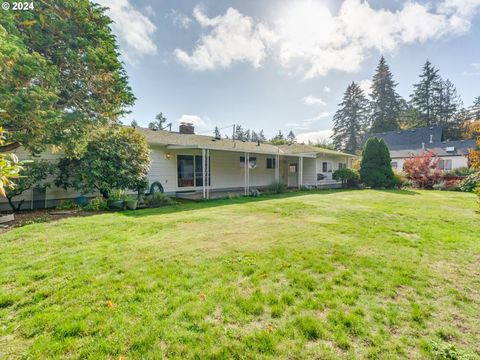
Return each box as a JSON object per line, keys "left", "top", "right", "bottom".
{"left": 107, "top": 199, "right": 124, "bottom": 210}
{"left": 124, "top": 199, "right": 138, "bottom": 210}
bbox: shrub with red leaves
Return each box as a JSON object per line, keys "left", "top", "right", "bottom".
{"left": 403, "top": 151, "right": 443, "bottom": 189}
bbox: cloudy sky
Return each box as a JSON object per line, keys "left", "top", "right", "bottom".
{"left": 98, "top": 0, "right": 480, "bottom": 143}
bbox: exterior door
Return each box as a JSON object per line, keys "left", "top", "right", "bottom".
{"left": 288, "top": 163, "right": 298, "bottom": 187}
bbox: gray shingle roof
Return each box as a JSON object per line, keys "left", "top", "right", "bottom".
{"left": 135, "top": 127, "right": 357, "bottom": 157}
{"left": 389, "top": 139, "right": 476, "bottom": 158}
{"left": 367, "top": 126, "right": 444, "bottom": 147}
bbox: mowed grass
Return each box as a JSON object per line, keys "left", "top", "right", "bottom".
{"left": 1, "top": 190, "right": 479, "bottom": 359}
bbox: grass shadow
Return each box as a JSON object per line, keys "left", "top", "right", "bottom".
{"left": 119, "top": 189, "right": 355, "bottom": 218}
{"left": 375, "top": 189, "right": 420, "bottom": 196}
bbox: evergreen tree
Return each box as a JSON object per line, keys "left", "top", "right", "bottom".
{"left": 470, "top": 96, "right": 480, "bottom": 121}
{"left": 410, "top": 60, "right": 441, "bottom": 126}
{"left": 369, "top": 56, "right": 403, "bottom": 133}
{"left": 234, "top": 124, "right": 245, "bottom": 141}
{"left": 214, "top": 126, "right": 221, "bottom": 138}
{"left": 251, "top": 131, "right": 259, "bottom": 142}
{"left": 245, "top": 129, "right": 251, "bottom": 142}
{"left": 360, "top": 138, "right": 395, "bottom": 188}
{"left": 270, "top": 131, "right": 288, "bottom": 145}
{"left": 332, "top": 82, "right": 369, "bottom": 154}
{"left": 436, "top": 79, "right": 463, "bottom": 138}
{"left": 287, "top": 131, "right": 297, "bottom": 144}
{"left": 130, "top": 119, "right": 138, "bottom": 128}
{"left": 258, "top": 130, "right": 266, "bottom": 142}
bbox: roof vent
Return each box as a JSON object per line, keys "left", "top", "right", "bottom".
{"left": 179, "top": 122, "right": 194, "bottom": 134}
{"left": 429, "top": 134, "right": 433, "bottom": 143}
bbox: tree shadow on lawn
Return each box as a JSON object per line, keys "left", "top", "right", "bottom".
{"left": 119, "top": 188, "right": 418, "bottom": 219}
{"left": 119, "top": 189, "right": 350, "bottom": 218}
{"left": 374, "top": 189, "right": 420, "bottom": 196}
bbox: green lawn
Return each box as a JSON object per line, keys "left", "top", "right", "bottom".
{"left": 1, "top": 190, "right": 479, "bottom": 359}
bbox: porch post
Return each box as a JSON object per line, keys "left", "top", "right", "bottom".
{"left": 206, "top": 149, "right": 210, "bottom": 199}
{"left": 275, "top": 154, "right": 280, "bottom": 182}
{"left": 202, "top": 148, "right": 206, "bottom": 199}
{"left": 299, "top": 156, "right": 303, "bottom": 189}
{"left": 244, "top": 152, "right": 247, "bottom": 196}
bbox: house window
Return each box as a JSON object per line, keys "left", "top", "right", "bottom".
{"left": 338, "top": 163, "right": 347, "bottom": 170}
{"left": 391, "top": 162, "right": 398, "bottom": 169}
{"left": 240, "top": 156, "right": 257, "bottom": 169}
{"left": 439, "top": 159, "right": 452, "bottom": 171}
{"left": 322, "top": 162, "right": 333, "bottom": 172}
{"left": 266, "top": 158, "right": 276, "bottom": 169}
{"left": 177, "top": 155, "right": 210, "bottom": 187}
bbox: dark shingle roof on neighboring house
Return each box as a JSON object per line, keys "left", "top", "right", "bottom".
{"left": 366, "top": 125, "right": 444, "bottom": 147}
{"left": 389, "top": 139, "right": 477, "bottom": 158}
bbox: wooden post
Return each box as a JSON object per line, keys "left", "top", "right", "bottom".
{"left": 206, "top": 149, "right": 210, "bottom": 199}
{"left": 275, "top": 154, "right": 280, "bottom": 182}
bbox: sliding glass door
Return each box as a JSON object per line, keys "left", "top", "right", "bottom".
{"left": 177, "top": 155, "right": 210, "bottom": 188}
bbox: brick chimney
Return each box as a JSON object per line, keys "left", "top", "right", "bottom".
{"left": 179, "top": 122, "right": 194, "bottom": 134}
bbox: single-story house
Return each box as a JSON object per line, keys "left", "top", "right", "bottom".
{"left": 366, "top": 126, "right": 476, "bottom": 171}
{"left": 1, "top": 123, "right": 357, "bottom": 210}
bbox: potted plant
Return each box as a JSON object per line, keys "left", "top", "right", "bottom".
{"left": 124, "top": 195, "right": 138, "bottom": 210}
{"left": 107, "top": 189, "right": 126, "bottom": 210}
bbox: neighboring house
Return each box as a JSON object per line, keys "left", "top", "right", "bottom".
{"left": 1, "top": 123, "right": 356, "bottom": 210}
{"left": 366, "top": 126, "right": 476, "bottom": 171}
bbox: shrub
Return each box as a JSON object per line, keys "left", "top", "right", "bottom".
{"left": 459, "top": 172, "right": 480, "bottom": 192}
{"left": 393, "top": 171, "right": 407, "bottom": 188}
{"left": 444, "top": 167, "right": 472, "bottom": 178}
{"left": 108, "top": 189, "right": 127, "bottom": 200}
{"left": 269, "top": 180, "right": 287, "bottom": 194}
{"left": 83, "top": 197, "right": 108, "bottom": 211}
{"left": 360, "top": 138, "right": 395, "bottom": 188}
{"left": 145, "top": 192, "right": 178, "bottom": 208}
{"left": 56, "top": 200, "right": 81, "bottom": 211}
{"left": 433, "top": 180, "right": 461, "bottom": 191}
{"left": 475, "top": 186, "right": 480, "bottom": 212}
{"left": 332, "top": 168, "right": 359, "bottom": 187}
{"left": 403, "top": 151, "right": 442, "bottom": 189}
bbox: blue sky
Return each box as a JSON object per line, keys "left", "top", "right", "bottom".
{"left": 98, "top": 0, "right": 480, "bottom": 142}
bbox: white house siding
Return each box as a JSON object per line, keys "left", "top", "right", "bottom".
{"left": 391, "top": 155, "right": 469, "bottom": 172}
{"left": 315, "top": 155, "right": 352, "bottom": 181}
{"left": 0, "top": 147, "right": 93, "bottom": 210}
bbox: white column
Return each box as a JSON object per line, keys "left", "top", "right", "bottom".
{"left": 202, "top": 149, "right": 206, "bottom": 199}
{"left": 299, "top": 156, "right": 303, "bottom": 189}
{"left": 244, "top": 152, "right": 248, "bottom": 196}
{"left": 206, "top": 149, "right": 210, "bottom": 199}
{"left": 246, "top": 152, "right": 250, "bottom": 195}
{"left": 275, "top": 154, "right": 280, "bottom": 182}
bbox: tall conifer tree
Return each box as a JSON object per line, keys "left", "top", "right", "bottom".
{"left": 369, "top": 57, "right": 403, "bottom": 133}
{"left": 332, "top": 82, "right": 369, "bottom": 154}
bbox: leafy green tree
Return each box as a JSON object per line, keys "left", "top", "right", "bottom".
{"left": 410, "top": 60, "right": 441, "bottom": 127}
{"left": 6, "top": 160, "right": 55, "bottom": 212}
{"left": 332, "top": 82, "right": 369, "bottom": 154}
{"left": 149, "top": 113, "right": 167, "bottom": 130}
{"left": 55, "top": 127, "right": 150, "bottom": 197}
{"left": 251, "top": 131, "right": 259, "bottom": 142}
{"left": 0, "top": 0, "right": 135, "bottom": 156}
{"left": 287, "top": 131, "right": 297, "bottom": 144}
{"left": 130, "top": 120, "right": 139, "bottom": 128}
{"left": 0, "top": 128, "right": 24, "bottom": 197}
{"left": 472, "top": 97, "right": 480, "bottom": 121}
{"left": 360, "top": 138, "right": 395, "bottom": 188}
{"left": 369, "top": 57, "right": 403, "bottom": 133}
{"left": 270, "top": 130, "right": 288, "bottom": 145}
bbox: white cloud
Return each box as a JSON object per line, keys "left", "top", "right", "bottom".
{"left": 176, "top": 1, "right": 480, "bottom": 77}
{"left": 168, "top": 9, "right": 192, "bottom": 29}
{"left": 358, "top": 79, "right": 373, "bottom": 95}
{"left": 472, "top": 62, "right": 480, "bottom": 69}
{"left": 323, "top": 86, "right": 331, "bottom": 93}
{"left": 178, "top": 114, "right": 213, "bottom": 132}
{"left": 302, "top": 95, "right": 326, "bottom": 106}
{"left": 97, "top": 0, "right": 157, "bottom": 64}
{"left": 275, "top": 0, "right": 480, "bottom": 79}
{"left": 174, "top": 6, "right": 276, "bottom": 70}
{"left": 296, "top": 129, "right": 334, "bottom": 144}
{"left": 286, "top": 112, "right": 331, "bottom": 130}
